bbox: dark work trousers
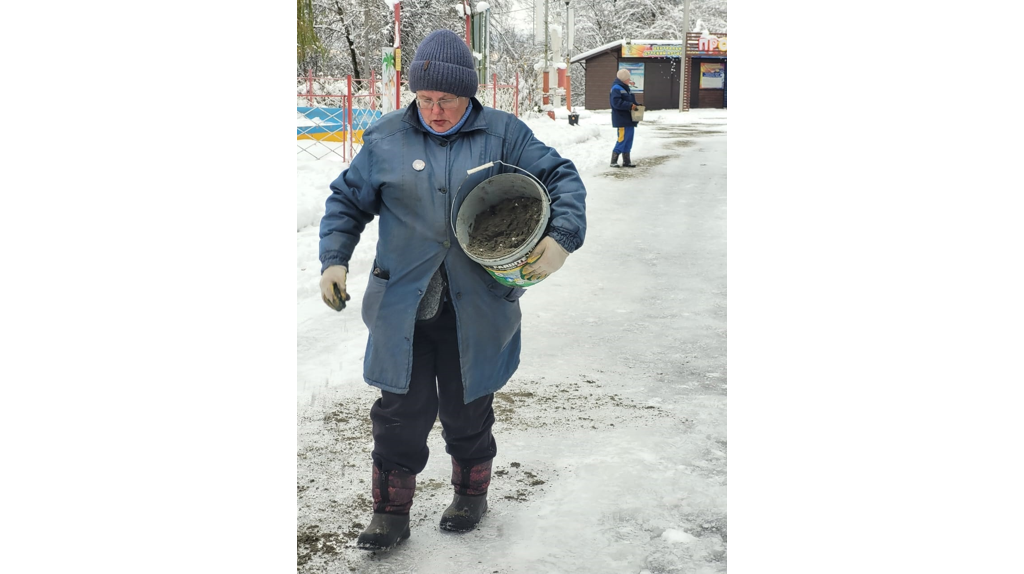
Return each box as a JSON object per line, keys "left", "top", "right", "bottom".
{"left": 370, "top": 300, "right": 497, "bottom": 475}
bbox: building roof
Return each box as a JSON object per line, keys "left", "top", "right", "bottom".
{"left": 570, "top": 39, "right": 683, "bottom": 64}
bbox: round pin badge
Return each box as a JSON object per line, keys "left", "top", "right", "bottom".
{"left": 412, "top": 159, "right": 425, "bottom": 171}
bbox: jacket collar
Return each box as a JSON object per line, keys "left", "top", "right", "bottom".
{"left": 613, "top": 78, "right": 632, "bottom": 92}
{"left": 401, "top": 97, "right": 488, "bottom": 138}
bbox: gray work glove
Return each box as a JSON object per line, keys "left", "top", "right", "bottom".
{"left": 319, "top": 265, "right": 351, "bottom": 311}
{"left": 522, "top": 236, "right": 569, "bottom": 282}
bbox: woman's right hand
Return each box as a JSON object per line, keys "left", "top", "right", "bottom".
{"left": 320, "top": 265, "right": 351, "bottom": 311}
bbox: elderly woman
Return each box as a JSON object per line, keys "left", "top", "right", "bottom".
{"left": 609, "top": 68, "right": 640, "bottom": 167}
{"left": 318, "top": 29, "right": 588, "bottom": 550}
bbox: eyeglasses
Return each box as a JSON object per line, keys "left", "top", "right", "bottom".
{"left": 416, "top": 96, "right": 463, "bottom": 110}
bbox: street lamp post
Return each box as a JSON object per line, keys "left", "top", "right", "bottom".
{"left": 565, "top": 0, "right": 573, "bottom": 110}
{"left": 677, "top": 0, "right": 690, "bottom": 112}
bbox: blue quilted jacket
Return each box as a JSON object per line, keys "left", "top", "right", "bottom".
{"left": 319, "top": 99, "right": 587, "bottom": 402}
{"left": 610, "top": 78, "right": 639, "bottom": 128}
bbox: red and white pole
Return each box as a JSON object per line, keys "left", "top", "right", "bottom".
{"left": 565, "top": 68, "right": 571, "bottom": 110}
{"left": 394, "top": 2, "right": 402, "bottom": 110}
{"left": 346, "top": 74, "right": 353, "bottom": 160}
{"left": 370, "top": 69, "right": 376, "bottom": 111}
{"left": 514, "top": 71, "right": 519, "bottom": 117}
{"left": 307, "top": 69, "right": 314, "bottom": 107}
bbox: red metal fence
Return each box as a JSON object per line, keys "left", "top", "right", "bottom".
{"left": 297, "top": 71, "right": 521, "bottom": 161}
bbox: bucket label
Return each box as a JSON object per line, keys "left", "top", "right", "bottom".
{"left": 485, "top": 256, "right": 543, "bottom": 288}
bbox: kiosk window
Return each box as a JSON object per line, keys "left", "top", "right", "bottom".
{"left": 700, "top": 63, "right": 724, "bottom": 89}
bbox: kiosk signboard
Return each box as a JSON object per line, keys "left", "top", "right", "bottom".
{"left": 621, "top": 43, "right": 683, "bottom": 58}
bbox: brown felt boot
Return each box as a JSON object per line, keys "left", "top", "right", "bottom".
{"left": 439, "top": 458, "right": 491, "bottom": 532}
{"left": 610, "top": 152, "right": 620, "bottom": 167}
{"left": 356, "top": 465, "right": 415, "bottom": 551}
{"left": 622, "top": 152, "right": 636, "bottom": 167}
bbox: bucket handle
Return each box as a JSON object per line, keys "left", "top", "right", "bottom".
{"left": 449, "top": 161, "right": 551, "bottom": 237}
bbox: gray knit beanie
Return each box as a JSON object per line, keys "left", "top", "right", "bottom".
{"left": 409, "top": 29, "right": 478, "bottom": 98}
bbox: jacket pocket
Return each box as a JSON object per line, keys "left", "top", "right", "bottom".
{"left": 484, "top": 279, "right": 525, "bottom": 303}
{"left": 503, "top": 286, "right": 526, "bottom": 302}
{"left": 361, "top": 273, "right": 389, "bottom": 331}
{"left": 472, "top": 263, "right": 526, "bottom": 303}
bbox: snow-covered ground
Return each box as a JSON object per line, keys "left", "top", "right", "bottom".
{"left": 297, "top": 106, "right": 728, "bottom": 573}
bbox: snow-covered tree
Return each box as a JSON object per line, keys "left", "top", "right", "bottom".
{"left": 485, "top": 0, "right": 544, "bottom": 107}
{"left": 298, "top": 0, "right": 325, "bottom": 68}
{"left": 565, "top": 0, "right": 726, "bottom": 56}
{"left": 569, "top": 0, "right": 681, "bottom": 52}
{"left": 296, "top": 0, "right": 727, "bottom": 93}
{"left": 688, "top": 0, "right": 728, "bottom": 33}
{"left": 299, "top": 0, "right": 465, "bottom": 77}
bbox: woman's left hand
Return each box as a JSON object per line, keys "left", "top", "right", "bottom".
{"left": 522, "top": 236, "right": 570, "bottom": 282}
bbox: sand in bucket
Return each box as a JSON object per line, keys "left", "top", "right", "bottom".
{"left": 464, "top": 197, "right": 544, "bottom": 260}
{"left": 455, "top": 170, "right": 550, "bottom": 288}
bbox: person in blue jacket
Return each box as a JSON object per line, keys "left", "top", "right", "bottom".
{"left": 609, "top": 68, "right": 640, "bottom": 167}
{"left": 318, "top": 29, "right": 587, "bottom": 551}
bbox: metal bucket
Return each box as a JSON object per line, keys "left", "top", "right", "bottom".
{"left": 454, "top": 172, "right": 551, "bottom": 288}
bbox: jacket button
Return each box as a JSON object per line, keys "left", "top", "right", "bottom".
{"left": 440, "top": 140, "right": 448, "bottom": 147}
{"left": 443, "top": 240, "right": 450, "bottom": 248}
{"left": 439, "top": 187, "right": 447, "bottom": 194}
{"left": 456, "top": 292, "right": 462, "bottom": 300}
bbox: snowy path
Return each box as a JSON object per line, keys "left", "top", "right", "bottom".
{"left": 297, "top": 110, "right": 727, "bottom": 573}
